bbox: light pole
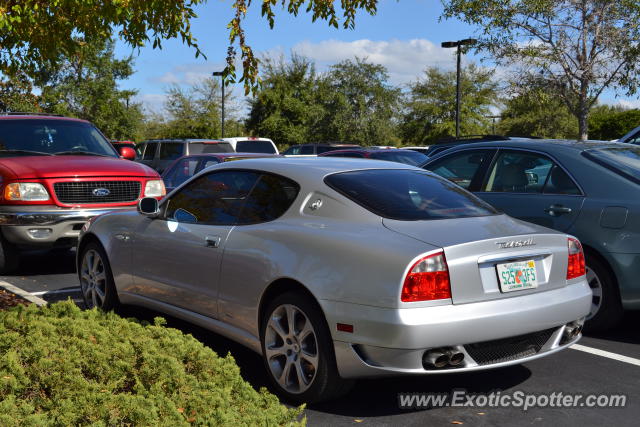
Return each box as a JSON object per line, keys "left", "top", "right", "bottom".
{"left": 441, "top": 38, "right": 477, "bottom": 138}
{"left": 212, "top": 70, "right": 225, "bottom": 138}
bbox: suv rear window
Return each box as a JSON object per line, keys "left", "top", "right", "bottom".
{"left": 325, "top": 169, "right": 498, "bottom": 220}
{"left": 190, "top": 142, "right": 234, "bottom": 154}
{"left": 236, "top": 140, "right": 276, "bottom": 154}
{"left": 583, "top": 146, "right": 640, "bottom": 184}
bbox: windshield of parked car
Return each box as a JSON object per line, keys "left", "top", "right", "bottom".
{"left": 0, "top": 119, "right": 118, "bottom": 157}
{"left": 369, "top": 150, "right": 428, "bottom": 166}
{"left": 583, "top": 146, "right": 640, "bottom": 184}
{"left": 236, "top": 140, "right": 277, "bottom": 154}
{"left": 325, "top": 169, "right": 499, "bottom": 220}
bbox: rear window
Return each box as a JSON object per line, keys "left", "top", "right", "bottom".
{"left": 369, "top": 150, "right": 428, "bottom": 166}
{"left": 583, "top": 146, "right": 640, "bottom": 184}
{"left": 159, "top": 142, "right": 184, "bottom": 160}
{"left": 189, "top": 142, "right": 234, "bottom": 154}
{"left": 236, "top": 140, "right": 277, "bottom": 154}
{"left": 325, "top": 169, "right": 498, "bottom": 220}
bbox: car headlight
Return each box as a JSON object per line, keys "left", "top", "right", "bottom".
{"left": 144, "top": 179, "right": 166, "bottom": 197}
{"left": 4, "top": 183, "right": 50, "bottom": 201}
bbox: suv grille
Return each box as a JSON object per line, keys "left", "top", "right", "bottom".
{"left": 54, "top": 181, "right": 141, "bottom": 204}
{"left": 464, "top": 328, "right": 556, "bottom": 366}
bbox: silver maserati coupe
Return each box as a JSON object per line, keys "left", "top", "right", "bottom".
{"left": 77, "top": 158, "right": 592, "bottom": 403}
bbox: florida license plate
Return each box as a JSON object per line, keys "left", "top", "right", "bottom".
{"left": 496, "top": 260, "right": 538, "bottom": 293}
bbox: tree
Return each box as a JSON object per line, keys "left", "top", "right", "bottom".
{"left": 246, "top": 55, "right": 322, "bottom": 146}
{"left": 0, "top": 0, "right": 380, "bottom": 93}
{"left": 444, "top": 0, "right": 640, "bottom": 140}
{"left": 498, "top": 77, "right": 578, "bottom": 139}
{"left": 313, "top": 58, "right": 401, "bottom": 145}
{"left": 37, "top": 39, "right": 144, "bottom": 140}
{"left": 588, "top": 105, "right": 640, "bottom": 140}
{"left": 0, "top": 72, "right": 40, "bottom": 112}
{"left": 400, "top": 65, "right": 500, "bottom": 144}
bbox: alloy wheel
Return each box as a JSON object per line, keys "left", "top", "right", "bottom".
{"left": 586, "top": 266, "right": 603, "bottom": 320}
{"left": 80, "top": 249, "right": 107, "bottom": 309}
{"left": 264, "top": 304, "right": 319, "bottom": 394}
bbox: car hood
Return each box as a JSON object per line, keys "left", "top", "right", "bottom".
{"left": 0, "top": 155, "right": 157, "bottom": 179}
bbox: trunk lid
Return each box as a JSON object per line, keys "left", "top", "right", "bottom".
{"left": 384, "top": 215, "right": 570, "bottom": 304}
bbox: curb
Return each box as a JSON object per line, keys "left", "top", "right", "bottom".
{"left": 0, "top": 280, "right": 48, "bottom": 306}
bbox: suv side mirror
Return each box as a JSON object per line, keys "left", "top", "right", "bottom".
{"left": 119, "top": 146, "right": 136, "bottom": 160}
{"left": 137, "top": 197, "right": 159, "bottom": 217}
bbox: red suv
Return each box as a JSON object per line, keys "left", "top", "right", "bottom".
{"left": 0, "top": 114, "right": 165, "bottom": 273}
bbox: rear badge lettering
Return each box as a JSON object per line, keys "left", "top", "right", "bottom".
{"left": 495, "top": 237, "right": 536, "bottom": 249}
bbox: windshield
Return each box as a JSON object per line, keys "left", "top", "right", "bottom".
{"left": 325, "top": 169, "right": 499, "bottom": 221}
{"left": 0, "top": 119, "right": 118, "bottom": 157}
{"left": 583, "top": 146, "right": 640, "bottom": 184}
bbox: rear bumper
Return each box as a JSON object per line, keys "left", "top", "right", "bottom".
{"left": 320, "top": 280, "right": 591, "bottom": 378}
{"left": 0, "top": 206, "right": 133, "bottom": 247}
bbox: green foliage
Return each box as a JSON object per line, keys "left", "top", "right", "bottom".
{"left": 588, "top": 106, "right": 640, "bottom": 141}
{"left": 0, "top": 301, "right": 303, "bottom": 426}
{"left": 36, "top": 38, "right": 143, "bottom": 140}
{"left": 0, "top": 72, "right": 40, "bottom": 112}
{"left": 400, "top": 65, "right": 500, "bottom": 144}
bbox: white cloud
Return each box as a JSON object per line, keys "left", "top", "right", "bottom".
{"left": 133, "top": 93, "right": 168, "bottom": 114}
{"left": 613, "top": 98, "right": 640, "bottom": 109}
{"left": 151, "top": 62, "right": 228, "bottom": 86}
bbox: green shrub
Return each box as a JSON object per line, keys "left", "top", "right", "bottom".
{"left": 0, "top": 301, "right": 304, "bottom": 426}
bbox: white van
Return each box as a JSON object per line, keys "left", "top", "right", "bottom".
{"left": 221, "top": 137, "right": 279, "bottom": 154}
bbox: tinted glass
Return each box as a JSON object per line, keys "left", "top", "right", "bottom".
{"left": 0, "top": 119, "right": 118, "bottom": 157}
{"left": 282, "top": 146, "right": 301, "bottom": 155}
{"left": 236, "top": 140, "right": 277, "bottom": 154}
{"left": 426, "top": 150, "right": 491, "bottom": 189}
{"left": 323, "top": 152, "right": 364, "bottom": 158}
{"left": 163, "top": 158, "right": 201, "bottom": 189}
{"left": 189, "top": 142, "right": 234, "bottom": 154}
{"left": 165, "top": 170, "right": 260, "bottom": 225}
{"left": 583, "top": 146, "right": 640, "bottom": 184}
{"left": 369, "top": 150, "right": 428, "bottom": 166}
{"left": 325, "top": 169, "right": 498, "bottom": 220}
{"left": 316, "top": 146, "right": 336, "bottom": 154}
{"left": 159, "top": 142, "right": 184, "bottom": 160}
{"left": 202, "top": 159, "right": 221, "bottom": 169}
{"left": 300, "top": 145, "right": 314, "bottom": 155}
{"left": 142, "top": 143, "right": 155, "bottom": 160}
{"left": 543, "top": 165, "right": 581, "bottom": 195}
{"left": 238, "top": 174, "right": 300, "bottom": 224}
{"left": 483, "top": 151, "right": 553, "bottom": 193}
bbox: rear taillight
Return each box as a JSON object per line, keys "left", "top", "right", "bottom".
{"left": 567, "top": 238, "right": 586, "bottom": 280}
{"left": 401, "top": 251, "right": 451, "bottom": 302}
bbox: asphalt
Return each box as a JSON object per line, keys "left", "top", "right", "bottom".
{"left": 1, "top": 248, "right": 638, "bottom": 426}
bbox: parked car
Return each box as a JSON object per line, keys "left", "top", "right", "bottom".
{"left": 110, "top": 140, "right": 141, "bottom": 160}
{"left": 422, "top": 139, "right": 640, "bottom": 330}
{"left": 282, "top": 143, "right": 360, "bottom": 157}
{"left": 221, "top": 137, "right": 279, "bottom": 154}
{"left": 402, "top": 146, "right": 431, "bottom": 156}
{"left": 0, "top": 113, "right": 164, "bottom": 273}
{"left": 613, "top": 125, "right": 640, "bottom": 145}
{"left": 319, "top": 147, "right": 428, "bottom": 166}
{"left": 78, "top": 157, "right": 590, "bottom": 403}
{"left": 137, "top": 139, "right": 234, "bottom": 173}
{"left": 424, "top": 135, "right": 533, "bottom": 157}
{"left": 162, "top": 152, "right": 279, "bottom": 192}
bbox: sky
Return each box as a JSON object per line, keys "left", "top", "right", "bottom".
{"left": 114, "top": 0, "right": 640, "bottom": 114}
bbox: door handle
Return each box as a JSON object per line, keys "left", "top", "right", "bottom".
{"left": 544, "top": 205, "right": 572, "bottom": 217}
{"left": 205, "top": 235, "right": 221, "bottom": 248}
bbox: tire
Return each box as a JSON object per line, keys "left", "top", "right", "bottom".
{"left": 260, "top": 291, "right": 353, "bottom": 404}
{"left": 0, "top": 232, "right": 19, "bottom": 274}
{"left": 78, "top": 242, "right": 119, "bottom": 310}
{"left": 583, "top": 253, "right": 623, "bottom": 332}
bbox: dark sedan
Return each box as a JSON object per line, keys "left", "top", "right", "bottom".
{"left": 161, "top": 152, "right": 278, "bottom": 192}
{"left": 422, "top": 140, "right": 640, "bottom": 331}
{"left": 319, "top": 147, "right": 428, "bottom": 166}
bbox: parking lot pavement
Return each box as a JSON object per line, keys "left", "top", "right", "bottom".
{"left": 1, "top": 253, "right": 638, "bottom": 426}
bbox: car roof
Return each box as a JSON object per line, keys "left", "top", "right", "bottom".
{"left": 142, "top": 139, "right": 227, "bottom": 143}
{"left": 427, "top": 139, "right": 625, "bottom": 157}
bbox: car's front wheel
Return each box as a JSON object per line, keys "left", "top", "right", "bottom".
{"left": 260, "top": 292, "right": 353, "bottom": 403}
{"left": 79, "top": 242, "right": 119, "bottom": 310}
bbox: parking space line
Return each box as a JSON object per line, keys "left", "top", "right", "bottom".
{"left": 570, "top": 343, "right": 640, "bottom": 367}
{"left": 31, "top": 287, "right": 81, "bottom": 296}
{"left": 0, "top": 280, "right": 48, "bottom": 306}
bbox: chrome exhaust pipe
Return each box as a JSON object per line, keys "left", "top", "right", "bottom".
{"left": 423, "top": 349, "right": 450, "bottom": 369}
{"left": 448, "top": 351, "right": 465, "bottom": 366}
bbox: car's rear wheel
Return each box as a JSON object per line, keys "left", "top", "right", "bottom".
{"left": 79, "top": 242, "right": 119, "bottom": 310}
{"left": 260, "top": 292, "right": 353, "bottom": 403}
{"left": 584, "top": 254, "right": 622, "bottom": 332}
{"left": 0, "top": 232, "right": 19, "bottom": 274}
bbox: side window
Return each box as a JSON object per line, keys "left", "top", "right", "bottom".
{"left": 284, "top": 146, "right": 301, "bottom": 155}
{"left": 426, "top": 150, "right": 492, "bottom": 189}
{"left": 238, "top": 174, "right": 300, "bottom": 224}
{"left": 543, "top": 165, "right": 581, "bottom": 195}
{"left": 300, "top": 145, "right": 314, "bottom": 155}
{"left": 159, "top": 142, "right": 184, "bottom": 160}
{"left": 165, "top": 170, "right": 260, "bottom": 225}
{"left": 627, "top": 131, "right": 640, "bottom": 145}
{"left": 164, "top": 158, "right": 200, "bottom": 189}
{"left": 201, "top": 159, "right": 221, "bottom": 170}
{"left": 483, "top": 151, "right": 554, "bottom": 193}
{"left": 142, "top": 143, "right": 155, "bottom": 160}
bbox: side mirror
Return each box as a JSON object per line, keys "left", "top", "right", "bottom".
{"left": 137, "top": 197, "right": 159, "bottom": 218}
{"left": 119, "top": 146, "right": 136, "bottom": 160}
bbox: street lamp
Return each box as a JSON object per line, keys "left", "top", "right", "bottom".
{"left": 212, "top": 70, "right": 225, "bottom": 138}
{"left": 441, "top": 38, "right": 477, "bottom": 138}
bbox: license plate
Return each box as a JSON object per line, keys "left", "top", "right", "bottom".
{"left": 496, "top": 260, "right": 538, "bottom": 293}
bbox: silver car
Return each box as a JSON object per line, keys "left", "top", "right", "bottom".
{"left": 77, "top": 158, "right": 591, "bottom": 403}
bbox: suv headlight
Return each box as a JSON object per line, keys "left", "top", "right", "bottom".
{"left": 4, "top": 183, "right": 50, "bottom": 201}
{"left": 144, "top": 179, "right": 166, "bottom": 197}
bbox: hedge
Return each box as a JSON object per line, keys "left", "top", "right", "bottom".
{"left": 0, "top": 301, "right": 304, "bottom": 426}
